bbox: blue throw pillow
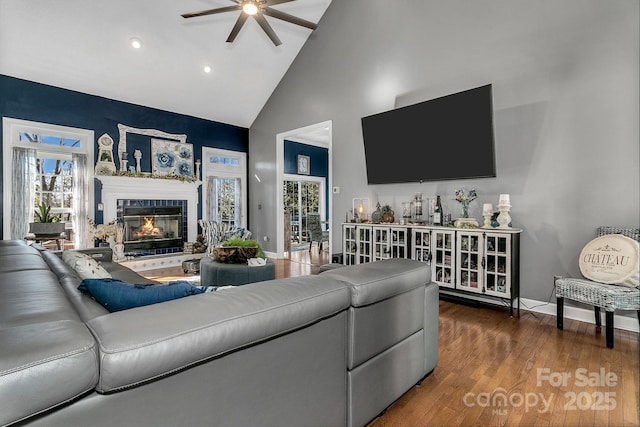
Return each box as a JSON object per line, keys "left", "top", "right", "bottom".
{"left": 78, "top": 278, "right": 207, "bottom": 312}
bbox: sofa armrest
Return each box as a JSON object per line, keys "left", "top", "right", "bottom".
{"left": 322, "top": 258, "right": 431, "bottom": 306}
{"left": 86, "top": 275, "right": 350, "bottom": 393}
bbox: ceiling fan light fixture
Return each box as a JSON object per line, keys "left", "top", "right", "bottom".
{"left": 242, "top": 1, "right": 258, "bottom": 15}
{"left": 129, "top": 37, "right": 143, "bottom": 49}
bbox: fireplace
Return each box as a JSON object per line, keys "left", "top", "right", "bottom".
{"left": 98, "top": 175, "right": 201, "bottom": 256}
{"left": 123, "top": 206, "right": 183, "bottom": 252}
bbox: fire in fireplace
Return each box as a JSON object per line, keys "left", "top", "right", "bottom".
{"left": 123, "top": 206, "right": 183, "bottom": 252}
{"left": 133, "top": 217, "right": 163, "bottom": 240}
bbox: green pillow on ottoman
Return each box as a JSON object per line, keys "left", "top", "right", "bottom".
{"left": 78, "top": 278, "right": 206, "bottom": 312}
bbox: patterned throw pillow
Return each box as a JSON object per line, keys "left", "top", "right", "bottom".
{"left": 74, "top": 257, "right": 112, "bottom": 280}
{"left": 62, "top": 250, "right": 93, "bottom": 270}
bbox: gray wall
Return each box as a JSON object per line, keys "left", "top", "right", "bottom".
{"left": 249, "top": 0, "right": 639, "bottom": 304}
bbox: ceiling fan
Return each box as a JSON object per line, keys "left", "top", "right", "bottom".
{"left": 181, "top": 0, "right": 318, "bottom": 46}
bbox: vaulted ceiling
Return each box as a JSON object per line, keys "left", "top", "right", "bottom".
{"left": 0, "top": 0, "right": 332, "bottom": 128}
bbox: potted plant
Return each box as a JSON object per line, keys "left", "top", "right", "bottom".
{"left": 29, "top": 203, "right": 65, "bottom": 236}
{"left": 213, "top": 238, "right": 266, "bottom": 263}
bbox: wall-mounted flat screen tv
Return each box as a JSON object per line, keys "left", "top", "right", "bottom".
{"left": 361, "top": 84, "right": 496, "bottom": 184}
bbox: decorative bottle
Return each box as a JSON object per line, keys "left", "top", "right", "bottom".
{"left": 433, "top": 195, "right": 443, "bottom": 225}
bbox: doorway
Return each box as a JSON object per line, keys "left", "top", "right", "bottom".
{"left": 284, "top": 175, "right": 326, "bottom": 250}
{"left": 276, "top": 121, "right": 332, "bottom": 259}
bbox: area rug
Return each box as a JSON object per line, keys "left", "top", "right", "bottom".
{"left": 291, "top": 243, "right": 310, "bottom": 252}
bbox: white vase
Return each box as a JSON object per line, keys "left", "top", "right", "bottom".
{"left": 113, "top": 243, "right": 125, "bottom": 261}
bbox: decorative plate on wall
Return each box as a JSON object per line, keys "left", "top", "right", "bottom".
{"left": 151, "top": 139, "right": 194, "bottom": 177}
{"left": 297, "top": 154, "right": 310, "bottom": 175}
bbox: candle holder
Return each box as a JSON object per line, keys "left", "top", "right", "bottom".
{"left": 120, "top": 151, "right": 128, "bottom": 173}
{"left": 195, "top": 159, "right": 201, "bottom": 180}
{"left": 481, "top": 203, "right": 493, "bottom": 228}
{"left": 134, "top": 150, "right": 142, "bottom": 173}
{"left": 352, "top": 198, "right": 370, "bottom": 222}
{"left": 497, "top": 203, "right": 512, "bottom": 229}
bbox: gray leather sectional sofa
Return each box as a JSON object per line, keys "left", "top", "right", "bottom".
{"left": 0, "top": 240, "right": 438, "bottom": 427}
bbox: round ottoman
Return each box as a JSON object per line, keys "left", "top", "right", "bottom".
{"left": 200, "top": 257, "right": 275, "bottom": 287}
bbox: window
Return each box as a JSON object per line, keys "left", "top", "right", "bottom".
{"left": 34, "top": 151, "right": 74, "bottom": 223}
{"left": 211, "top": 177, "right": 240, "bottom": 225}
{"left": 2, "top": 118, "right": 94, "bottom": 248}
{"left": 202, "top": 147, "right": 246, "bottom": 228}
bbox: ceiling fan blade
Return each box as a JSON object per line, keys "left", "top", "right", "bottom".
{"left": 226, "top": 13, "right": 249, "bottom": 43}
{"left": 262, "top": 7, "right": 317, "bottom": 30}
{"left": 266, "top": 0, "right": 296, "bottom": 5}
{"left": 181, "top": 5, "right": 239, "bottom": 19}
{"left": 254, "top": 13, "right": 282, "bottom": 46}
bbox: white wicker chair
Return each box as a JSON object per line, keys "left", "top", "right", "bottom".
{"left": 198, "top": 220, "right": 252, "bottom": 256}
{"left": 555, "top": 226, "right": 640, "bottom": 348}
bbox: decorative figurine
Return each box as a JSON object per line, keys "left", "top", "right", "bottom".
{"left": 134, "top": 149, "right": 142, "bottom": 173}
{"left": 95, "top": 133, "right": 117, "bottom": 175}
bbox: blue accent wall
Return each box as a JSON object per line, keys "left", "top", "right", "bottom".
{"left": 284, "top": 140, "right": 329, "bottom": 219}
{"left": 0, "top": 74, "right": 248, "bottom": 234}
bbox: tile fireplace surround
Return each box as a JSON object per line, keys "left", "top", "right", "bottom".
{"left": 97, "top": 175, "right": 202, "bottom": 246}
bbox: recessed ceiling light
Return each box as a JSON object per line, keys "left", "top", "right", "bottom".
{"left": 130, "top": 38, "right": 143, "bottom": 49}
{"left": 203, "top": 66, "right": 212, "bottom": 73}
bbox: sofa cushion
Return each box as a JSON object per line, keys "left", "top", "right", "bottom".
{"left": 0, "top": 320, "right": 99, "bottom": 427}
{"left": 0, "top": 252, "right": 50, "bottom": 273}
{"left": 86, "top": 275, "right": 350, "bottom": 392}
{"left": 78, "top": 278, "right": 206, "bottom": 312}
{"left": 0, "top": 270, "right": 82, "bottom": 328}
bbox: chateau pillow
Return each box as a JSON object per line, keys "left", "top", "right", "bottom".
{"left": 74, "top": 257, "right": 112, "bottom": 280}
{"left": 78, "top": 278, "right": 209, "bottom": 312}
{"left": 579, "top": 234, "right": 640, "bottom": 288}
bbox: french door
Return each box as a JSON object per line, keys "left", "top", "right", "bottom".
{"left": 283, "top": 175, "right": 326, "bottom": 244}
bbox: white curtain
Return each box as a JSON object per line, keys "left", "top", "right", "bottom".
{"left": 10, "top": 147, "right": 36, "bottom": 239}
{"left": 233, "top": 177, "right": 241, "bottom": 226}
{"left": 206, "top": 175, "right": 217, "bottom": 221}
{"left": 72, "top": 153, "right": 91, "bottom": 248}
{"left": 206, "top": 176, "right": 241, "bottom": 226}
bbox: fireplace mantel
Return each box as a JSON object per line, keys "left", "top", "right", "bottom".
{"left": 97, "top": 175, "right": 202, "bottom": 242}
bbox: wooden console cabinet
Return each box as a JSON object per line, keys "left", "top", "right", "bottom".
{"left": 342, "top": 223, "right": 521, "bottom": 316}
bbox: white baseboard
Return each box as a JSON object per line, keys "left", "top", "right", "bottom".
{"left": 520, "top": 298, "right": 639, "bottom": 334}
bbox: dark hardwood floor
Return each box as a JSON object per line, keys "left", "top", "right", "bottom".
{"left": 143, "top": 250, "right": 639, "bottom": 427}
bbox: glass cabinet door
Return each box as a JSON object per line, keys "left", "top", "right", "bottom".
{"left": 456, "top": 232, "right": 483, "bottom": 294}
{"left": 390, "top": 227, "right": 407, "bottom": 259}
{"left": 432, "top": 230, "right": 455, "bottom": 288}
{"left": 412, "top": 228, "right": 431, "bottom": 263}
{"left": 343, "top": 224, "right": 357, "bottom": 265}
{"left": 357, "top": 225, "right": 372, "bottom": 264}
{"left": 372, "top": 226, "right": 390, "bottom": 261}
{"left": 484, "top": 233, "right": 511, "bottom": 298}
